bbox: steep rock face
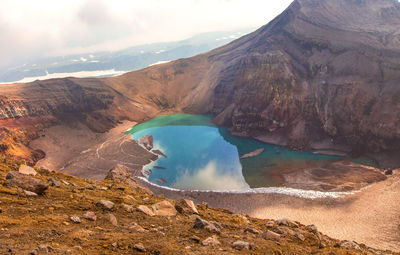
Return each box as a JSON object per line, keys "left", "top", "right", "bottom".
{"left": 209, "top": 0, "right": 400, "bottom": 159}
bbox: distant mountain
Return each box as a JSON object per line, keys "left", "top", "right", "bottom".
{"left": 0, "top": 28, "right": 254, "bottom": 83}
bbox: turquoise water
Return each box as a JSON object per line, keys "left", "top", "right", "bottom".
{"left": 128, "top": 114, "right": 373, "bottom": 190}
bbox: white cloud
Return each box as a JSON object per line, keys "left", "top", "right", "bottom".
{"left": 0, "top": 0, "right": 293, "bottom": 68}
{"left": 172, "top": 161, "right": 249, "bottom": 191}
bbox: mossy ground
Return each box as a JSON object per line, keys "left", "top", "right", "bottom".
{"left": 0, "top": 158, "right": 393, "bottom": 254}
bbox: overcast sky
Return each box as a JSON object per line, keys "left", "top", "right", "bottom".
{"left": 0, "top": 0, "right": 293, "bottom": 68}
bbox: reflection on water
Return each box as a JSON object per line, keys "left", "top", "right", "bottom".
{"left": 128, "top": 114, "right": 373, "bottom": 190}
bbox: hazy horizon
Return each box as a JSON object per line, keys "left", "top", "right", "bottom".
{"left": 0, "top": 0, "right": 293, "bottom": 68}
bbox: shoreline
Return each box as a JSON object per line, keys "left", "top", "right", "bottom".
{"left": 136, "top": 171, "right": 400, "bottom": 252}
{"left": 28, "top": 118, "right": 400, "bottom": 251}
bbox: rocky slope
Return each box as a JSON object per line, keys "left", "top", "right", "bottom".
{"left": 0, "top": 160, "right": 394, "bottom": 254}
{"left": 1, "top": 0, "right": 399, "bottom": 167}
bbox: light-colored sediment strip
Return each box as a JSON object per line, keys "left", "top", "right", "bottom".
{"left": 136, "top": 171, "right": 400, "bottom": 252}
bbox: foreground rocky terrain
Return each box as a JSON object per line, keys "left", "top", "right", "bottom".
{"left": 0, "top": 160, "right": 396, "bottom": 254}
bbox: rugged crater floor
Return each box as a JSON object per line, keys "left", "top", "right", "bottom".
{"left": 0, "top": 160, "right": 396, "bottom": 255}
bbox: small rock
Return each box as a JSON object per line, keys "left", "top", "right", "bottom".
{"left": 85, "top": 184, "right": 94, "bottom": 190}
{"left": 266, "top": 221, "right": 275, "bottom": 228}
{"left": 61, "top": 180, "right": 70, "bottom": 186}
{"left": 201, "top": 201, "right": 208, "bottom": 209}
{"left": 275, "top": 218, "right": 299, "bottom": 228}
{"left": 120, "top": 203, "right": 135, "bottom": 213}
{"left": 70, "top": 216, "right": 81, "bottom": 224}
{"left": 385, "top": 169, "right": 393, "bottom": 175}
{"left": 239, "top": 214, "right": 250, "bottom": 224}
{"left": 263, "top": 230, "right": 281, "bottom": 241}
{"left": 202, "top": 235, "right": 221, "bottom": 246}
{"left": 193, "top": 216, "right": 222, "bottom": 234}
{"left": 244, "top": 227, "right": 260, "bottom": 234}
{"left": 96, "top": 200, "right": 114, "bottom": 211}
{"left": 30, "top": 244, "right": 53, "bottom": 254}
{"left": 83, "top": 211, "right": 97, "bottom": 221}
{"left": 137, "top": 205, "right": 155, "bottom": 216}
{"left": 157, "top": 231, "right": 165, "bottom": 237}
{"left": 48, "top": 177, "right": 60, "bottom": 187}
{"left": 340, "top": 241, "right": 361, "bottom": 250}
{"left": 205, "top": 224, "right": 221, "bottom": 234}
{"left": 275, "top": 227, "right": 295, "bottom": 235}
{"left": 152, "top": 200, "right": 177, "bottom": 216}
{"left": 175, "top": 199, "right": 198, "bottom": 214}
{"left": 134, "top": 243, "right": 146, "bottom": 252}
{"left": 305, "top": 224, "right": 318, "bottom": 233}
{"left": 190, "top": 235, "right": 201, "bottom": 243}
{"left": 193, "top": 216, "right": 209, "bottom": 229}
{"left": 128, "top": 222, "right": 146, "bottom": 232}
{"left": 18, "top": 165, "right": 37, "bottom": 176}
{"left": 108, "top": 213, "right": 118, "bottom": 226}
{"left": 23, "top": 190, "right": 38, "bottom": 197}
{"left": 4, "top": 171, "right": 48, "bottom": 195}
{"left": 232, "top": 240, "right": 250, "bottom": 250}
{"left": 294, "top": 232, "right": 305, "bottom": 241}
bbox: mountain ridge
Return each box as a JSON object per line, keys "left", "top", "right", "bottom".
{"left": 0, "top": 0, "right": 399, "bottom": 167}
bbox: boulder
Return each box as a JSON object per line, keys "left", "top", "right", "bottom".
{"left": 96, "top": 200, "right": 115, "bottom": 211}
{"left": 263, "top": 230, "right": 281, "bottom": 241}
{"left": 232, "top": 240, "right": 250, "bottom": 250}
{"left": 18, "top": 165, "right": 37, "bottom": 176}
{"left": 151, "top": 200, "right": 177, "bottom": 216}
{"left": 175, "top": 199, "right": 198, "bottom": 214}
{"left": 139, "top": 135, "right": 153, "bottom": 151}
{"left": 202, "top": 235, "right": 220, "bottom": 246}
{"left": 4, "top": 171, "right": 48, "bottom": 195}
{"left": 137, "top": 205, "right": 155, "bottom": 216}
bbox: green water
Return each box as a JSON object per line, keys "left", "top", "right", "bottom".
{"left": 128, "top": 114, "right": 373, "bottom": 190}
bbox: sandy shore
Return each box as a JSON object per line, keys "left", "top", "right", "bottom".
{"left": 137, "top": 171, "right": 400, "bottom": 252}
